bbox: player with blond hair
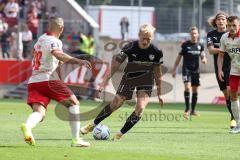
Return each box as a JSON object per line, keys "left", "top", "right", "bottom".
{"left": 21, "top": 17, "right": 91, "bottom": 147}
{"left": 80, "top": 24, "right": 164, "bottom": 140}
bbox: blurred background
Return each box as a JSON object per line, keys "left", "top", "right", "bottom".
{"left": 0, "top": 0, "right": 238, "bottom": 103}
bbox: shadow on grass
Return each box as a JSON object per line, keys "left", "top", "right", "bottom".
{"left": 129, "top": 131, "right": 226, "bottom": 135}
{"left": 0, "top": 145, "right": 27, "bottom": 148}
{"left": 36, "top": 138, "right": 93, "bottom": 141}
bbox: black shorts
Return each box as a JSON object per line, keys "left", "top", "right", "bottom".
{"left": 215, "top": 69, "right": 230, "bottom": 91}
{"left": 182, "top": 71, "right": 200, "bottom": 86}
{"left": 116, "top": 74, "right": 152, "bottom": 100}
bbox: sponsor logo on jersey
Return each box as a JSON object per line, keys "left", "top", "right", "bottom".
{"left": 51, "top": 43, "right": 59, "bottom": 49}
{"left": 228, "top": 48, "right": 240, "bottom": 53}
{"left": 149, "top": 54, "right": 155, "bottom": 61}
{"left": 188, "top": 51, "right": 201, "bottom": 55}
{"left": 132, "top": 54, "right": 137, "bottom": 57}
{"left": 197, "top": 45, "right": 201, "bottom": 50}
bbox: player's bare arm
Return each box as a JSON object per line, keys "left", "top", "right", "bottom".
{"left": 97, "top": 54, "right": 124, "bottom": 94}
{"left": 102, "top": 52, "right": 127, "bottom": 86}
{"left": 172, "top": 54, "right": 182, "bottom": 78}
{"left": 207, "top": 45, "right": 221, "bottom": 55}
{"left": 217, "top": 51, "right": 225, "bottom": 81}
{"left": 51, "top": 49, "right": 92, "bottom": 70}
{"left": 154, "top": 64, "right": 163, "bottom": 106}
{"left": 200, "top": 51, "right": 207, "bottom": 64}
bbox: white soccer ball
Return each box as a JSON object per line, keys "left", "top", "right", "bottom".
{"left": 93, "top": 124, "right": 110, "bottom": 140}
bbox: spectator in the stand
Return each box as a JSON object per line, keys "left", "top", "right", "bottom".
{"left": 19, "top": 0, "right": 27, "bottom": 19}
{"left": 49, "top": 6, "right": 58, "bottom": 18}
{"left": 77, "top": 31, "right": 96, "bottom": 100}
{"left": 22, "top": 23, "right": 32, "bottom": 58}
{"left": 72, "top": 31, "right": 95, "bottom": 56}
{"left": 0, "top": 15, "right": 10, "bottom": 59}
{"left": 10, "top": 25, "right": 23, "bottom": 59}
{"left": 27, "top": 4, "right": 38, "bottom": 40}
{"left": 0, "top": 0, "right": 7, "bottom": 14}
{"left": 0, "top": 14, "right": 8, "bottom": 32}
{"left": 42, "top": 11, "right": 49, "bottom": 33}
{"left": 79, "top": 32, "right": 95, "bottom": 55}
{"left": 120, "top": 16, "right": 129, "bottom": 40}
{"left": 33, "top": 0, "right": 45, "bottom": 19}
{"left": 3, "top": 0, "right": 19, "bottom": 27}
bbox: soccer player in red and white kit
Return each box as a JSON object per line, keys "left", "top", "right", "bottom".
{"left": 218, "top": 16, "right": 240, "bottom": 133}
{"left": 21, "top": 17, "right": 91, "bottom": 147}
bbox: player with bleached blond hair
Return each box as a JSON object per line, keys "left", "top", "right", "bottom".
{"left": 21, "top": 17, "right": 91, "bottom": 147}
{"left": 80, "top": 24, "right": 164, "bottom": 140}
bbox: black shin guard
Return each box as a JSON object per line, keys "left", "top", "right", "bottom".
{"left": 120, "top": 111, "right": 141, "bottom": 134}
{"left": 94, "top": 104, "right": 112, "bottom": 125}
{"left": 184, "top": 91, "right": 190, "bottom": 112}
{"left": 226, "top": 99, "right": 234, "bottom": 120}
{"left": 191, "top": 93, "right": 198, "bottom": 113}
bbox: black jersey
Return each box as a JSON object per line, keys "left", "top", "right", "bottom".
{"left": 179, "top": 40, "right": 204, "bottom": 72}
{"left": 116, "top": 40, "right": 163, "bottom": 85}
{"left": 207, "top": 30, "right": 231, "bottom": 72}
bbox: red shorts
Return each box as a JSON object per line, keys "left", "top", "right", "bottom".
{"left": 229, "top": 75, "right": 240, "bottom": 92}
{"left": 27, "top": 80, "right": 73, "bottom": 108}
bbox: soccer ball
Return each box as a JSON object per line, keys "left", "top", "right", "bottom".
{"left": 93, "top": 124, "right": 110, "bottom": 140}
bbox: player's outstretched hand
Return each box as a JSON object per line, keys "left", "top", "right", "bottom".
{"left": 218, "top": 70, "right": 224, "bottom": 82}
{"left": 158, "top": 95, "right": 164, "bottom": 107}
{"left": 79, "top": 60, "right": 92, "bottom": 70}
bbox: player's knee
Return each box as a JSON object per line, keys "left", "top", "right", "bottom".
{"left": 32, "top": 105, "right": 46, "bottom": 117}
{"left": 230, "top": 92, "right": 238, "bottom": 101}
{"left": 71, "top": 99, "right": 79, "bottom": 106}
{"left": 135, "top": 105, "right": 145, "bottom": 116}
{"left": 192, "top": 87, "right": 198, "bottom": 93}
{"left": 110, "top": 95, "right": 125, "bottom": 110}
{"left": 230, "top": 95, "right": 238, "bottom": 101}
{"left": 40, "top": 115, "right": 46, "bottom": 122}
{"left": 184, "top": 87, "right": 190, "bottom": 92}
{"left": 60, "top": 96, "right": 79, "bottom": 107}
{"left": 69, "top": 95, "right": 79, "bottom": 105}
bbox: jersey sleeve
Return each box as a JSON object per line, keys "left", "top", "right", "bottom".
{"left": 115, "top": 42, "right": 132, "bottom": 63}
{"left": 219, "top": 35, "right": 226, "bottom": 53}
{"left": 49, "top": 39, "right": 63, "bottom": 53}
{"left": 207, "top": 32, "right": 214, "bottom": 47}
{"left": 154, "top": 48, "right": 164, "bottom": 64}
{"left": 179, "top": 43, "right": 186, "bottom": 55}
{"left": 200, "top": 44, "right": 204, "bottom": 52}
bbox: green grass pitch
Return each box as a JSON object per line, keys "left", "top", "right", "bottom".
{"left": 0, "top": 99, "right": 240, "bottom": 160}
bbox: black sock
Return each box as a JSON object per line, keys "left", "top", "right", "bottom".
{"left": 120, "top": 111, "right": 141, "bottom": 134}
{"left": 94, "top": 104, "right": 112, "bottom": 125}
{"left": 184, "top": 91, "right": 190, "bottom": 112}
{"left": 191, "top": 92, "right": 198, "bottom": 113}
{"left": 226, "top": 99, "right": 234, "bottom": 120}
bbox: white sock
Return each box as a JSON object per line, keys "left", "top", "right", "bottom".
{"left": 231, "top": 100, "right": 240, "bottom": 125}
{"left": 26, "top": 112, "right": 43, "bottom": 129}
{"left": 69, "top": 105, "right": 80, "bottom": 140}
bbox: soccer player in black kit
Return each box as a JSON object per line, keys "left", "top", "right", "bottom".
{"left": 80, "top": 24, "right": 164, "bottom": 140}
{"left": 172, "top": 26, "right": 207, "bottom": 118}
{"left": 207, "top": 12, "right": 236, "bottom": 128}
